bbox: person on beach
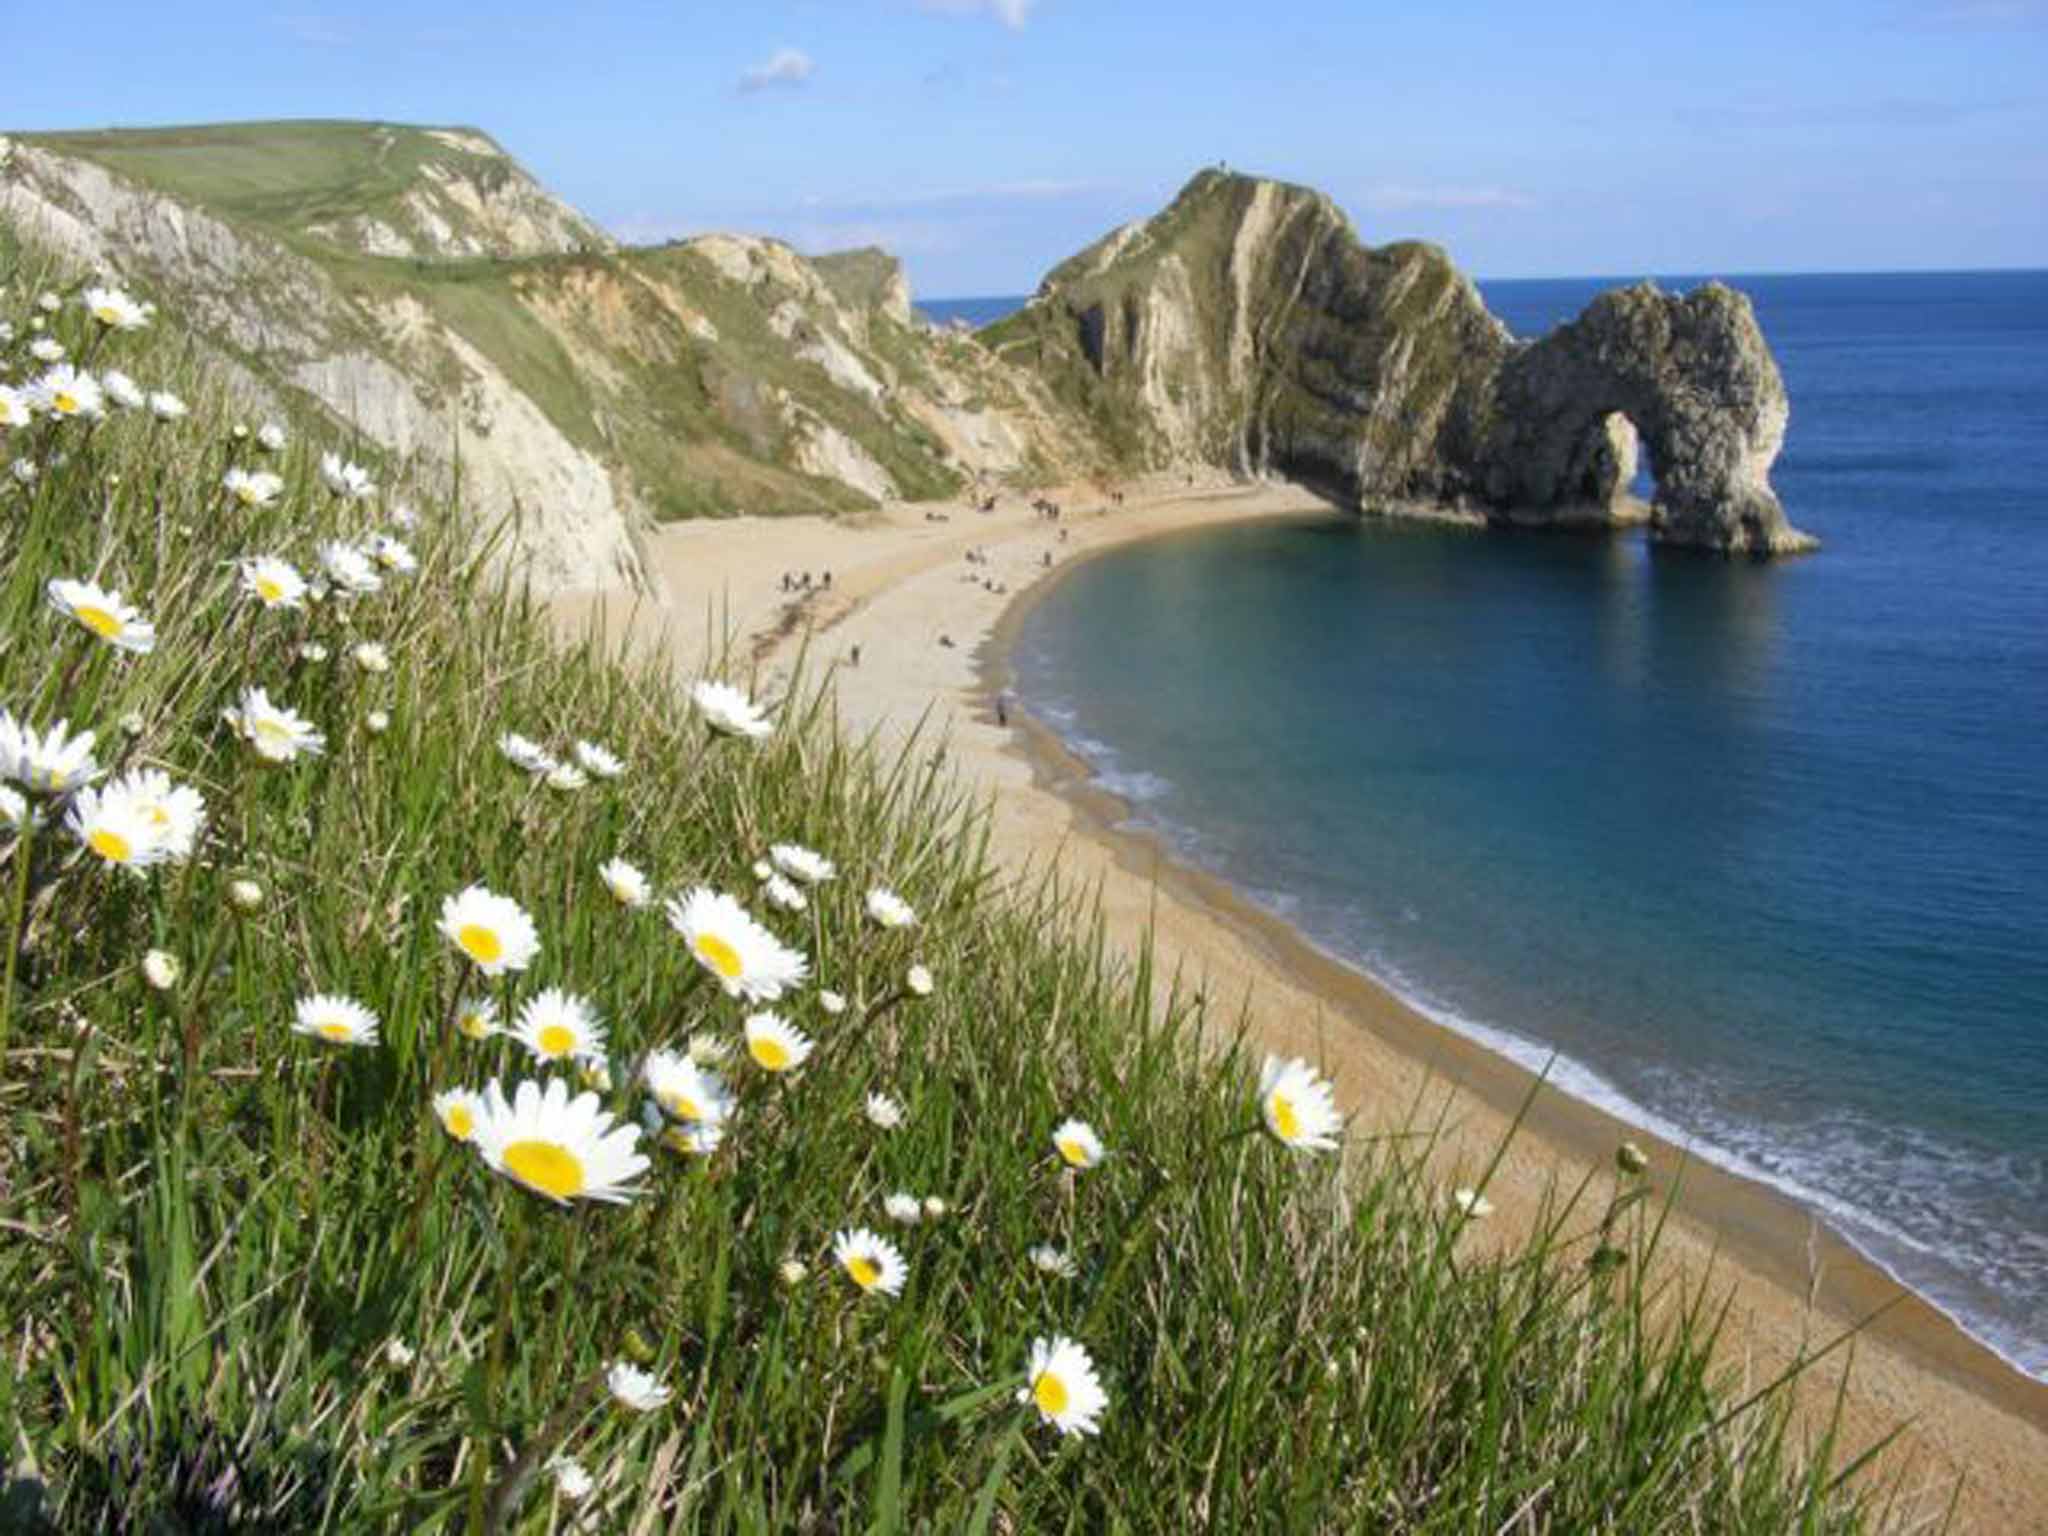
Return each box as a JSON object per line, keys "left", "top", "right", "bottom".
{"left": 996, "top": 694, "right": 1009, "bottom": 728}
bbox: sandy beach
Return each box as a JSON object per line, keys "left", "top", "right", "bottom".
{"left": 556, "top": 479, "right": 2048, "bottom": 1529}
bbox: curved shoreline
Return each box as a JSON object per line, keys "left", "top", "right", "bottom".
{"left": 562, "top": 479, "right": 2048, "bottom": 1525}
{"left": 979, "top": 512, "right": 2048, "bottom": 1393}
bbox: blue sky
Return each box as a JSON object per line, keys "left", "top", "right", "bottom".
{"left": 9, "top": 0, "right": 2045, "bottom": 296}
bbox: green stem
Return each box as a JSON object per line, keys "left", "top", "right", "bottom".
{"left": 0, "top": 819, "right": 36, "bottom": 1064}
{"left": 470, "top": 1198, "right": 531, "bottom": 1534}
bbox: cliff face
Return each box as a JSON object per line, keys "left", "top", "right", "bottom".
{"left": 993, "top": 169, "right": 1811, "bottom": 554}
{"left": 0, "top": 124, "right": 1093, "bottom": 593}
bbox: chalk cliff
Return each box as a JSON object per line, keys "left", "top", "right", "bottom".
{"left": 989, "top": 169, "right": 1812, "bottom": 553}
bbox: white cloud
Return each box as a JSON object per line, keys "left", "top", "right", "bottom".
{"left": 1357, "top": 183, "right": 1535, "bottom": 213}
{"left": 739, "top": 47, "right": 816, "bottom": 93}
{"left": 919, "top": 0, "right": 1039, "bottom": 29}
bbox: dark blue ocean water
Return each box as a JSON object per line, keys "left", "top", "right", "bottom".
{"left": 1001, "top": 271, "right": 2048, "bottom": 1378}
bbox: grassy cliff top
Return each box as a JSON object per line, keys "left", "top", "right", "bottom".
{"left": 22, "top": 118, "right": 606, "bottom": 260}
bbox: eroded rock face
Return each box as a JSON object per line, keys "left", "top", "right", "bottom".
{"left": 1003, "top": 170, "right": 1814, "bottom": 554}
{"left": 1484, "top": 283, "right": 1809, "bottom": 553}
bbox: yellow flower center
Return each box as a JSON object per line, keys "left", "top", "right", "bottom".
{"left": 317, "top": 1022, "right": 355, "bottom": 1042}
{"left": 845, "top": 1255, "right": 880, "bottom": 1289}
{"left": 53, "top": 391, "right": 79, "bottom": 415}
{"left": 694, "top": 931, "right": 744, "bottom": 979}
{"left": 1032, "top": 1371, "right": 1070, "bottom": 1416}
{"left": 94, "top": 306, "right": 119, "bottom": 325}
{"left": 662, "top": 1091, "right": 704, "bottom": 1122}
{"left": 503, "top": 1139, "right": 585, "bottom": 1200}
{"left": 749, "top": 1035, "right": 791, "bottom": 1071}
{"left": 1056, "top": 1137, "right": 1090, "bottom": 1168}
{"left": 74, "top": 604, "right": 123, "bottom": 639}
{"left": 457, "top": 923, "right": 504, "bottom": 964}
{"left": 537, "top": 1023, "right": 576, "bottom": 1058}
{"left": 444, "top": 1104, "right": 475, "bottom": 1140}
{"left": 1269, "top": 1091, "right": 1302, "bottom": 1143}
{"left": 255, "top": 576, "right": 285, "bottom": 603}
{"left": 458, "top": 1012, "right": 491, "bottom": 1039}
{"left": 88, "top": 827, "right": 133, "bottom": 863}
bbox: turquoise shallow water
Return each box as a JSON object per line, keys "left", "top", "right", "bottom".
{"left": 1001, "top": 271, "right": 2048, "bottom": 1377}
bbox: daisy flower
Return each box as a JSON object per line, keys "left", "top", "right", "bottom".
{"left": 548, "top": 1456, "right": 593, "bottom": 1502}
{"left": 818, "top": 990, "right": 847, "bottom": 1016}
{"left": 223, "top": 687, "right": 325, "bottom": 763}
{"left": 573, "top": 739, "right": 624, "bottom": 778}
{"left": 498, "top": 733, "right": 553, "bottom": 775}
{"left": 743, "top": 1013, "right": 813, "bottom": 1073}
{"left": 655, "top": 1116, "right": 726, "bottom": 1157}
{"left": 543, "top": 761, "right": 587, "bottom": 792}
{"left": 642, "top": 1049, "right": 733, "bottom": 1125}
{"left": 1020, "top": 1336, "right": 1107, "bottom": 1437}
{"left": 882, "top": 1192, "right": 921, "bottom": 1226}
{"left": 666, "top": 887, "right": 808, "bottom": 1002}
{"left": 30, "top": 365, "right": 103, "bottom": 420}
{"left": 1029, "top": 1244, "right": 1077, "bottom": 1279}
{"left": 47, "top": 578, "right": 154, "bottom": 652}
{"left": 761, "top": 873, "right": 806, "bottom": 913}
{"left": 906, "top": 964, "right": 934, "bottom": 997}
{"left": 1052, "top": 1119, "right": 1106, "bottom": 1171}
{"left": 470, "top": 1076, "right": 648, "bottom": 1206}
{"left": 147, "top": 391, "right": 187, "bottom": 421}
{"left": 599, "top": 856, "right": 650, "bottom": 907}
{"left": 438, "top": 885, "right": 540, "bottom": 976}
{"left": 350, "top": 641, "right": 390, "bottom": 674}
{"left": 512, "top": 988, "right": 606, "bottom": 1065}
{"left": 0, "top": 713, "right": 99, "bottom": 793}
{"left": 101, "top": 370, "right": 144, "bottom": 411}
{"left": 318, "top": 540, "right": 382, "bottom": 595}
{"left": 240, "top": 556, "right": 308, "bottom": 609}
{"left": 606, "top": 1361, "right": 670, "bottom": 1412}
{"left": 67, "top": 779, "right": 172, "bottom": 870}
{"left": 369, "top": 534, "right": 417, "bottom": 574}
{"left": 923, "top": 1196, "right": 949, "bottom": 1220}
{"left": 83, "top": 285, "right": 149, "bottom": 330}
{"left": 832, "top": 1228, "right": 906, "bottom": 1297}
{"left": 124, "top": 767, "right": 206, "bottom": 860}
{"left": 0, "top": 385, "right": 31, "bottom": 429}
{"left": 1258, "top": 1056, "right": 1342, "bottom": 1152}
{"left": 865, "top": 887, "right": 917, "bottom": 929}
{"left": 769, "top": 843, "right": 835, "bottom": 885}
{"left": 256, "top": 421, "right": 287, "bottom": 452}
{"left": 224, "top": 468, "right": 284, "bottom": 508}
{"left": 293, "top": 993, "right": 380, "bottom": 1047}
{"left": 28, "top": 337, "right": 65, "bottom": 363}
{"left": 433, "top": 1088, "right": 485, "bottom": 1142}
{"left": 1452, "top": 1188, "right": 1496, "bottom": 1219}
{"left": 455, "top": 996, "right": 500, "bottom": 1041}
{"left": 864, "top": 1091, "right": 903, "bottom": 1130}
{"left": 690, "top": 680, "right": 771, "bottom": 739}
{"left": 686, "top": 1032, "right": 730, "bottom": 1065}
{"left": 319, "top": 452, "right": 376, "bottom": 500}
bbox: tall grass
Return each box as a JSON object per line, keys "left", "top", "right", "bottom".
{"left": 0, "top": 245, "right": 1932, "bottom": 1532}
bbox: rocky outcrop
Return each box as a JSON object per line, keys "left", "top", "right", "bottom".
{"left": 996, "top": 169, "right": 1813, "bottom": 554}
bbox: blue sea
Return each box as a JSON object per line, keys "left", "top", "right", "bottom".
{"left": 987, "top": 270, "right": 2048, "bottom": 1378}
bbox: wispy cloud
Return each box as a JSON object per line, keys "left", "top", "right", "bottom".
{"left": 1356, "top": 184, "right": 1536, "bottom": 213}
{"left": 919, "top": 0, "right": 1039, "bottom": 30}
{"left": 739, "top": 47, "right": 816, "bottom": 94}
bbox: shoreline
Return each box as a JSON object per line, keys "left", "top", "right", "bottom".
{"left": 979, "top": 521, "right": 2047, "bottom": 1396}
{"left": 556, "top": 478, "right": 2048, "bottom": 1526}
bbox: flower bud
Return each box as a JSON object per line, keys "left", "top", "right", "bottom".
{"left": 142, "top": 949, "right": 179, "bottom": 991}
{"left": 227, "top": 878, "right": 264, "bottom": 912}
{"left": 1617, "top": 1141, "right": 1649, "bottom": 1177}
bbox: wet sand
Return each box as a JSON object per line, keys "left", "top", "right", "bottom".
{"left": 555, "top": 478, "right": 2048, "bottom": 1529}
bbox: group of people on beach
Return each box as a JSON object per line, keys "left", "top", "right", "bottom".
{"left": 778, "top": 569, "right": 832, "bottom": 595}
